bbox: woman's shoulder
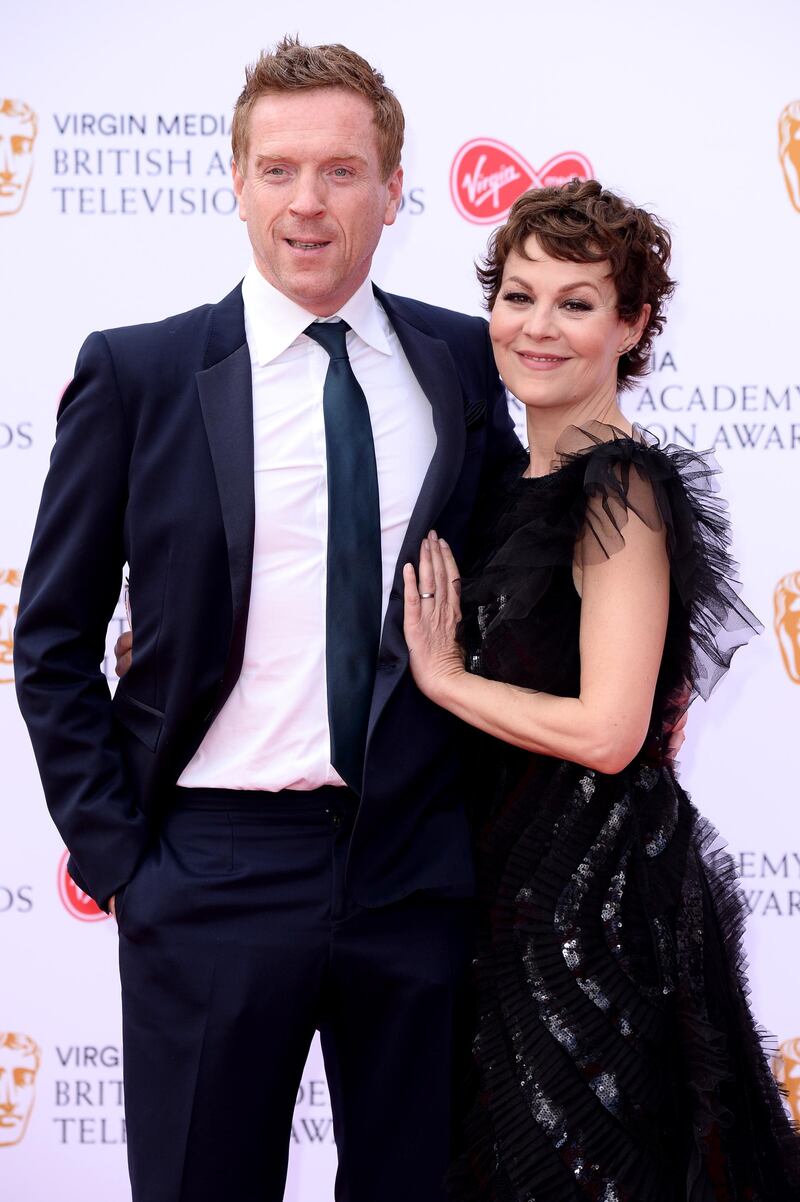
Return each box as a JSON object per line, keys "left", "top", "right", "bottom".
{"left": 552, "top": 420, "right": 724, "bottom": 553}
{"left": 555, "top": 421, "right": 762, "bottom": 699}
{"left": 554, "top": 420, "right": 685, "bottom": 478}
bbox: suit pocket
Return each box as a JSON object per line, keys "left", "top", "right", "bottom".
{"left": 112, "top": 689, "right": 164, "bottom": 752}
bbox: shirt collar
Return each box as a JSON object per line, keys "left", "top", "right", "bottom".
{"left": 241, "top": 262, "right": 393, "bottom": 366}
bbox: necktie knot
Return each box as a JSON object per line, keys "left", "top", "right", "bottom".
{"left": 305, "top": 320, "right": 351, "bottom": 361}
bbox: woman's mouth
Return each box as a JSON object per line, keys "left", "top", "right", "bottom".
{"left": 515, "top": 350, "right": 569, "bottom": 370}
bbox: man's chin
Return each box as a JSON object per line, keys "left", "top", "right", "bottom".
{"left": 280, "top": 270, "right": 353, "bottom": 314}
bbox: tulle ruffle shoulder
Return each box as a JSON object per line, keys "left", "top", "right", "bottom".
{"left": 460, "top": 422, "right": 762, "bottom": 742}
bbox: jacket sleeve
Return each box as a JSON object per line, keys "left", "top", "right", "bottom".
{"left": 14, "top": 331, "right": 150, "bottom": 909}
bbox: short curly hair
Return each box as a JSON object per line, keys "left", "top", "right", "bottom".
{"left": 478, "top": 179, "right": 676, "bottom": 390}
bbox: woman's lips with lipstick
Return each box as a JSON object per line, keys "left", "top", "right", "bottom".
{"left": 515, "top": 349, "right": 570, "bottom": 370}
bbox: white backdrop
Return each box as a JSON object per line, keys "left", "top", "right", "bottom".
{"left": 2, "top": 1, "right": 799, "bottom": 1197}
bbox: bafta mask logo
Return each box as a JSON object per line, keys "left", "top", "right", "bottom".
{"left": 774, "top": 572, "right": 800, "bottom": 684}
{"left": 57, "top": 851, "right": 106, "bottom": 922}
{"left": 779, "top": 102, "right": 800, "bottom": 212}
{"left": 0, "top": 570, "right": 21, "bottom": 684}
{"left": 0, "top": 100, "right": 37, "bottom": 217}
{"left": 773, "top": 1037, "right": 800, "bottom": 1122}
{"left": 0, "top": 1032, "right": 41, "bottom": 1147}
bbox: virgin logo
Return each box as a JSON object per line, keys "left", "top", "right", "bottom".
{"left": 450, "top": 138, "right": 594, "bottom": 224}
{"left": 57, "top": 851, "right": 106, "bottom": 922}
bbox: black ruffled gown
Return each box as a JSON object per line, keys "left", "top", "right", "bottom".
{"left": 453, "top": 424, "right": 800, "bottom": 1201}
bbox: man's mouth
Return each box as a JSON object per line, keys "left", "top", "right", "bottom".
{"left": 286, "top": 239, "right": 331, "bottom": 251}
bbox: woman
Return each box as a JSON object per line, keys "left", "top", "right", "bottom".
{"left": 403, "top": 180, "right": 800, "bottom": 1200}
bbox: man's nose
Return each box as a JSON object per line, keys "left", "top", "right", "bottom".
{"left": 288, "top": 172, "right": 326, "bottom": 219}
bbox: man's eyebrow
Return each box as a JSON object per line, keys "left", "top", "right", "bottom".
{"left": 252, "top": 151, "right": 370, "bottom": 166}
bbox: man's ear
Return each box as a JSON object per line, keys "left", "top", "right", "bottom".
{"left": 383, "top": 165, "right": 404, "bottom": 227}
{"left": 232, "top": 159, "right": 247, "bottom": 221}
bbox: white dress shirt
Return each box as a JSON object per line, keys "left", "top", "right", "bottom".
{"left": 178, "top": 265, "right": 437, "bottom": 791}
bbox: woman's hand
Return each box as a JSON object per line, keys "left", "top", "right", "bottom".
{"left": 403, "top": 531, "right": 466, "bottom": 703}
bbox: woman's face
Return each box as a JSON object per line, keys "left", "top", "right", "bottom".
{"left": 489, "top": 235, "right": 646, "bottom": 413}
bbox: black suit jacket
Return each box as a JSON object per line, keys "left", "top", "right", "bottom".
{"left": 14, "top": 283, "right": 523, "bottom": 908}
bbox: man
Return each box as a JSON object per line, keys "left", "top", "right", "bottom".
{"left": 15, "top": 38, "right": 522, "bottom": 1202}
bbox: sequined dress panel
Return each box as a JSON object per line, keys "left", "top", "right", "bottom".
{"left": 452, "top": 425, "right": 800, "bottom": 1202}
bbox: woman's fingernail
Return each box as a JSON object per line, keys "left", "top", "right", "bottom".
{"left": 429, "top": 530, "right": 438, "bottom": 541}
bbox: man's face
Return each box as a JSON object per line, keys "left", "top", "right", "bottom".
{"left": 0, "top": 106, "right": 36, "bottom": 217}
{"left": 0, "top": 1043, "right": 38, "bottom": 1146}
{"left": 232, "top": 88, "right": 403, "bottom": 316}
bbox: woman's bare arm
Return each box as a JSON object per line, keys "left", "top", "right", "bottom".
{"left": 403, "top": 514, "right": 669, "bottom": 775}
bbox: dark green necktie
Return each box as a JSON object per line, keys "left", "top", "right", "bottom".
{"left": 305, "top": 320, "right": 382, "bottom": 793}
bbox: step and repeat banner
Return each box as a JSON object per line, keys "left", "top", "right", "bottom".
{"left": 1, "top": 1, "right": 798, "bottom": 1197}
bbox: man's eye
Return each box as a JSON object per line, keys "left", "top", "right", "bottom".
{"left": 331, "top": 167, "right": 352, "bottom": 178}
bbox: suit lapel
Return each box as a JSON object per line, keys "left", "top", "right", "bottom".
{"left": 369, "top": 288, "right": 468, "bottom": 719}
{"left": 195, "top": 285, "right": 255, "bottom": 705}
{"left": 375, "top": 286, "right": 466, "bottom": 589}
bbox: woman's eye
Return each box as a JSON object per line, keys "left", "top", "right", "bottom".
{"left": 502, "top": 291, "right": 532, "bottom": 305}
{"left": 562, "top": 299, "right": 592, "bottom": 312}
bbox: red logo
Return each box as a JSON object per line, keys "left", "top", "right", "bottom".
{"left": 450, "top": 138, "right": 594, "bottom": 224}
{"left": 57, "top": 851, "right": 107, "bottom": 922}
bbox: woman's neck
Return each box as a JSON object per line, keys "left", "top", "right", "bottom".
{"left": 524, "top": 394, "right": 632, "bottom": 477}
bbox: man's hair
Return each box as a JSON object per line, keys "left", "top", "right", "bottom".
{"left": 0, "top": 1032, "right": 41, "bottom": 1069}
{"left": 478, "top": 178, "right": 676, "bottom": 390}
{"left": 231, "top": 37, "right": 404, "bottom": 181}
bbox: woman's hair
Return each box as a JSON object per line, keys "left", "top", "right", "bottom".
{"left": 478, "top": 179, "right": 676, "bottom": 390}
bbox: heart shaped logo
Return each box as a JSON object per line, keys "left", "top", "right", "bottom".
{"left": 450, "top": 138, "right": 594, "bottom": 225}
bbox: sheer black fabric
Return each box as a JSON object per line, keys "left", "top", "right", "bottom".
{"left": 452, "top": 425, "right": 800, "bottom": 1202}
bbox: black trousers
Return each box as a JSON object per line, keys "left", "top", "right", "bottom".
{"left": 117, "top": 786, "right": 474, "bottom": 1202}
